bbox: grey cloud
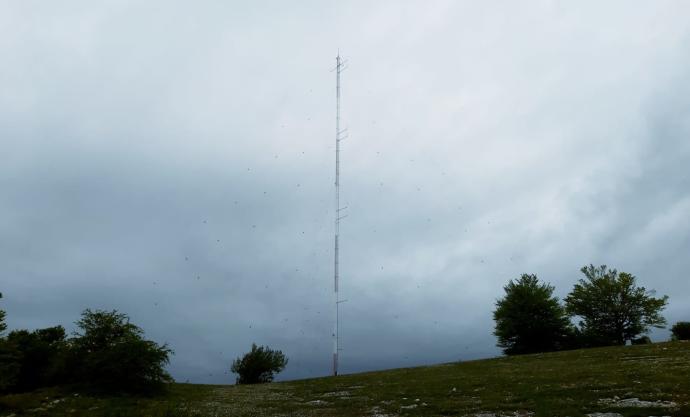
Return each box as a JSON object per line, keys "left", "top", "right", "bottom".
{"left": 1, "top": 1, "right": 689, "bottom": 384}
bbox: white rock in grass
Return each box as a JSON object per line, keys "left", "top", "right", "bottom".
{"left": 321, "top": 390, "right": 351, "bottom": 398}
{"left": 598, "top": 398, "right": 678, "bottom": 408}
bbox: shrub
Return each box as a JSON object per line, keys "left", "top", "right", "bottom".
{"left": 671, "top": 322, "right": 690, "bottom": 341}
{"left": 71, "top": 309, "right": 173, "bottom": 394}
{"left": 0, "top": 340, "right": 20, "bottom": 392}
{"left": 231, "top": 343, "right": 288, "bottom": 384}
{"left": 0, "top": 305, "right": 173, "bottom": 395}
{"left": 0, "top": 292, "right": 6, "bottom": 336}
{"left": 2, "top": 326, "right": 68, "bottom": 392}
{"left": 0, "top": 292, "right": 14, "bottom": 392}
{"left": 0, "top": 295, "right": 67, "bottom": 393}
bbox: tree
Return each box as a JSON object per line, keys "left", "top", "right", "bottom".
{"left": 671, "top": 322, "right": 690, "bottom": 341}
{"left": 0, "top": 342, "right": 20, "bottom": 392}
{"left": 0, "top": 292, "right": 15, "bottom": 392}
{"left": 0, "top": 292, "right": 19, "bottom": 392}
{"left": 231, "top": 343, "right": 288, "bottom": 384}
{"left": 0, "top": 292, "right": 6, "bottom": 335}
{"left": 2, "top": 326, "right": 67, "bottom": 392}
{"left": 71, "top": 309, "right": 173, "bottom": 394}
{"left": 493, "top": 274, "right": 574, "bottom": 355}
{"left": 565, "top": 265, "right": 668, "bottom": 346}
{"left": 0, "top": 292, "right": 67, "bottom": 393}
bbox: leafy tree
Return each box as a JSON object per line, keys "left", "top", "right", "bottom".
{"left": 671, "top": 322, "right": 690, "bottom": 341}
{"left": 493, "top": 274, "right": 574, "bottom": 355}
{"left": 0, "top": 343, "right": 19, "bottom": 392}
{"left": 0, "top": 292, "right": 6, "bottom": 335}
{"left": 231, "top": 343, "right": 288, "bottom": 384}
{"left": 0, "top": 292, "right": 19, "bottom": 392}
{"left": 71, "top": 309, "right": 173, "bottom": 394}
{"left": 0, "top": 293, "right": 67, "bottom": 393}
{"left": 2, "top": 326, "right": 67, "bottom": 392}
{"left": 565, "top": 265, "right": 668, "bottom": 346}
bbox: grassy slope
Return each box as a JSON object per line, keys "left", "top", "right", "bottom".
{"left": 1, "top": 341, "right": 688, "bottom": 417}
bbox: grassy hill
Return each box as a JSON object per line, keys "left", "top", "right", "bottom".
{"left": 1, "top": 341, "right": 688, "bottom": 417}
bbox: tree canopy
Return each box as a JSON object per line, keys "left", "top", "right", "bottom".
{"left": 493, "top": 274, "right": 573, "bottom": 355}
{"left": 0, "top": 292, "right": 6, "bottom": 335}
{"left": 231, "top": 343, "right": 288, "bottom": 384}
{"left": 565, "top": 265, "right": 668, "bottom": 346}
{"left": 71, "top": 309, "right": 174, "bottom": 394}
{"left": 671, "top": 322, "right": 690, "bottom": 341}
{"left": 0, "top": 292, "right": 16, "bottom": 392}
{"left": 3, "top": 326, "right": 67, "bottom": 392}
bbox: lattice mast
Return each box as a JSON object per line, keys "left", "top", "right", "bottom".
{"left": 333, "top": 53, "right": 347, "bottom": 377}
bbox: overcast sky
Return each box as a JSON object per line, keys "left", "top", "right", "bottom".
{"left": 1, "top": 1, "right": 689, "bottom": 384}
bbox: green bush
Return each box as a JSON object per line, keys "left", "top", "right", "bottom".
{"left": 2, "top": 326, "right": 68, "bottom": 392}
{"left": 0, "top": 292, "right": 14, "bottom": 392}
{"left": 231, "top": 343, "right": 288, "bottom": 384}
{"left": 0, "top": 296, "right": 173, "bottom": 396}
{"left": 0, "top": 292, "right": 6, "bottom": 336}
{"left": 671, "top": 322, "right": 690, "bottom": 341}
{"left": 71, "top": 309, "right": 174, "bottom": 394}
{"left": 0, "top": 340, "right": 20, "bottom": 392}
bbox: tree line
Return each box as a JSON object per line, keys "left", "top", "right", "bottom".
{"left": 1, "top": 264, "right": 688, "bottom": 396}
{"left": 0, "top": 304, "right": 173, "bottom": 394}
{"left": 0, "top": 292, "right": 286, "bottom": 395}
{"left": 493, "top": 264, "right": 688, "bottom": 355}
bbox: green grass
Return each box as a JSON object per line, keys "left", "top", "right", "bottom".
{"left": 1, "top": 341, "right": 689, "bottom": 417}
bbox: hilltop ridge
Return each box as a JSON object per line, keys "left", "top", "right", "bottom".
{"left": 1, "top": 341, "right": 689, "bottom": 417}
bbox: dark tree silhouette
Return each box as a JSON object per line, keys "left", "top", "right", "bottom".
{"left": 671, "top": 322, "right": 690, "bottom": 341}
{"left": 71, "top": 309, "right": 173, "bottom": 393}
{"left": 0, "top": 292, "right": 6, "bottom": 335}
{"left": 231, "top": 343, "right": 288, "bottom": 384}
{"left": 3, "top": 326, "right": 67, "bottom": 392}
{"left": 493, "top": 274, "right": 573, "bottom": 355}
{"left": 0, "top": 292, "right": 18, "bottom": 392}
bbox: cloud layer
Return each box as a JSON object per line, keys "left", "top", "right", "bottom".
{"left": 1, "top": 1, "right": 689, "bottom": 383}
